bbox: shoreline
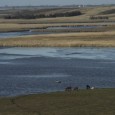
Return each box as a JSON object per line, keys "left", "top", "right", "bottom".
{"left": 0, "top": 88, "right": 114, "bottom": 98}
{"left": 0, "top": 88, "right": 114, "bottom": 97}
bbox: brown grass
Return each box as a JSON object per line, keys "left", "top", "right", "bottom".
{"left": 0, "top": 23, "right": 114, "bottom": 32}
{"left": 0, "top": 5, "right": 114, "bottom": 32}
{"left": 0, "top": 5, "right": 115, "bottom": 24}
{"left": 0, "top": 31, "right": 115, "bottom": 47}
{"left": 0, "top": 5, "right": 115, "bottom": 47}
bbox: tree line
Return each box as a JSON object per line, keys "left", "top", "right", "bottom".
{"left": 4, "top": 11, "right": 82, "bottom": 19}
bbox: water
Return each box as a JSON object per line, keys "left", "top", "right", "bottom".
{"left": 0, "top": 25, "right": 101, "bottom": 39}
{"left": 47, "top": 25, "right": 101, "bottom": 30}
{"left": 0, "top": 47, "right": 115, "bottom": 97}
{"left": 0, "top": 31, "right": 51, "bottom": 39}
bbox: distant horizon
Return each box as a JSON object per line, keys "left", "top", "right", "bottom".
{"left": 0, "top": 4, "right": 115, "bottom": 7}
{"left": 0, "top": 0, "right": 115, "bottom": 6}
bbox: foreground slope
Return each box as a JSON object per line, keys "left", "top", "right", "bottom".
{"left": 0, "top": 89, "right": 115, "bottom": 115}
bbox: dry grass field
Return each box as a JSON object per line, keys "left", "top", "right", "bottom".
{"left": 0, "top": 31, "right": 115, "bottom": 47}
{"left": 0, "top": 23, "right": 114, "bottom": 32}
{"left": 0, "top": 5, "right": 115, "bottom": 47}
{"left": 0, "top": 5, "right": 115, "bottom": 24}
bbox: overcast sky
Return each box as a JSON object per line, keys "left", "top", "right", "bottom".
{"left": 0, "top": 0, "right": 115, "bottom": 6}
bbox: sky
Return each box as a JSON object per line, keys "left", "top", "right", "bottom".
{"left": 0, "top": 0, "right": 115, "bottom": 6}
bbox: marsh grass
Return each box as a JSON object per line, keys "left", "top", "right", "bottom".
{"left": 0, "top": 5, "right": 115, "bottom": 47}
{"left": 0, "top": 23, "right": 113, "bottom": 32}
{"left": 0, "top": 31, "right": 115, "bottom": 47}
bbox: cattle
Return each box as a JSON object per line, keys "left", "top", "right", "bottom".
{"left": 86, "top": 85, "right": 91, "bottom": 89}
{"left": 73, "top": 87, "right": 79, "bottom": 91}
{"left": 65, "top": 86, "right": 72, "bottom": 91}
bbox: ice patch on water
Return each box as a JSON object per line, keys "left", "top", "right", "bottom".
{"left": 15, "top": 73, "right": 70, "bottom": 78}
{"left": 0, "top": 47, "right": 115, "bottom": 60}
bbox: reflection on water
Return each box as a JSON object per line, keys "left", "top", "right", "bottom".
{"left": 0, "top": 47, "right": 115, "bottom": 97}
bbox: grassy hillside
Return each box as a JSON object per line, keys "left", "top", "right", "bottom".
{"left": 0, "top": 89, "right": 115, "bottom": 115}
{"left": 0, "top": 5, "right": 115, "bottom": 24}
{"left": 0, "top": 5, "right": 115, "bottom": 47}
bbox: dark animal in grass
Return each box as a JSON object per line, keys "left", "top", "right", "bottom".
{"left": 73, "top": 87, "right": 79, "bottom": 91}
{"left": 65, "top": 86, "right": 72, "bottom": 91}
{"left": 86, "top": 85, "right": 91, "bottom": 89}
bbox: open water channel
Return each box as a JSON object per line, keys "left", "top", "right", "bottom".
{"left": 0, "top": 25, "right": 102, "bottom": 39}
{"left": 0, "top": 47, "right": 115, "bottom": 97}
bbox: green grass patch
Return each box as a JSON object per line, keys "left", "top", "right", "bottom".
{"left": 0, "top": 89, "right": 115, "bottom": 115}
